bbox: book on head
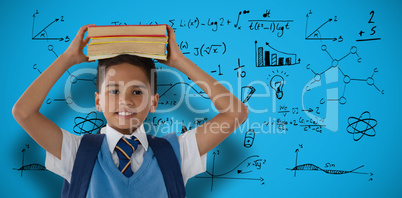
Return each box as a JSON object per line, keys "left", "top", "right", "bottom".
{"left": 86, "top": 24, "right": 168, "bottom": 61}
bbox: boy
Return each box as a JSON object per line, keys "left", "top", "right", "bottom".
{"left": 12, "top": 24, "right": 249, "bottom": 197}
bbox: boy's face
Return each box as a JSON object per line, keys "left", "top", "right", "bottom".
{"left": 95, "top": 63, "right": 159, "bottom": 135}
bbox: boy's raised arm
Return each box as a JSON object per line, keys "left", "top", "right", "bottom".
{"left": 160, "top": 26, "right": 249, "bottom": 156}
{"left": 12, "top": 25, "right": 93, "bottom": 159}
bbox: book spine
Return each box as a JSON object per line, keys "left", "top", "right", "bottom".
{"left": 87, "top": 42, "right": 166, "bottom": 55}
{"left": 88, "top": 24, "right": 167, "bottom": 28}
{"left": 89, "top": 41, "right": 167, "bottom": 45}
{"left": 88, "top": 35, "right": 166, "bottom": 38}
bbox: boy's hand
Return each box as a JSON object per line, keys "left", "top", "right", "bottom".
{"left": 159, "top": 25, "right": 187, "bottom": 69}
{"left": 62, "top": 24, "right": 94, "bottom": 67}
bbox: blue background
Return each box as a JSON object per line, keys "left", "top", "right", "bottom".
{"left": 2, "top": 0, "right": 402, "bottom": 197}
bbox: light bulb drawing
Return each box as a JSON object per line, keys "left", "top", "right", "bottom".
{"left": 270, "top": 75, "right": 285, "bottom": 99}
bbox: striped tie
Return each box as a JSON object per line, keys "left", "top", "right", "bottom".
{"left": 115, "top": 136, "right": 139, "bottom": 177}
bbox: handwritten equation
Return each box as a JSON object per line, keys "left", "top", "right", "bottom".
{"left": 179, "top": 41, "right": 227, "bottom": 57}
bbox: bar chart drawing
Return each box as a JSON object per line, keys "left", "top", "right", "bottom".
{"left": 254, "top": 41, "right": 300, "bottom": 67}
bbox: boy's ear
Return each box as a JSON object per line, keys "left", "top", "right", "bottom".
{"left": 149, "top": 93, "right": 159, "bottom": 113}
{"left": 94, "top": 92, "right": 102, "bottom": 112}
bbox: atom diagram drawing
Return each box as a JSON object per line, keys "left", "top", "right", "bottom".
{"left": 73, "top": 111, "right": 105, "bottom": 134}
{"left": 346, "top": 111, "right": 377, "bottom": 141}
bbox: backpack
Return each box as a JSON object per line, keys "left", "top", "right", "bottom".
{"left": 61, "top": 133, "right": 185, "bottom": 198}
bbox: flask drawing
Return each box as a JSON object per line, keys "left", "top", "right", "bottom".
{"left": 244, "top": 129, "right": 256, "bottom": 148}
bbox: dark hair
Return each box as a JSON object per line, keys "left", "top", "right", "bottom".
{"left": 96, "top": 54, "right": 157, "bottom": 95}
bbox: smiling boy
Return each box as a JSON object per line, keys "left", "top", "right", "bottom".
{"left": 12, "top": 24, "right": 249, "bottom": 197}
{"left": 95, "top": 57, "right": 157, "bottom": 135}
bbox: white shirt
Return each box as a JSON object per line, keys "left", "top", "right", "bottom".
{"left": 45, "top": 123, "right": 207, "bottom": 185}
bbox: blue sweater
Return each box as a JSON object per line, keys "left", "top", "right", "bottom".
{"left": 86, "top": 133, "right": 181, "bottom": 198}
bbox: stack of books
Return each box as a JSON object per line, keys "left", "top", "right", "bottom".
{"left": 87, "top": 24, "right": 168, "bottom": 61}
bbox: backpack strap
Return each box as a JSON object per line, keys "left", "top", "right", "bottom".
{"left": 147, "top": 134, "right": 186, "bottom": 198}
{"left": 61, "top": 134, "right": 105, "bottom": 198}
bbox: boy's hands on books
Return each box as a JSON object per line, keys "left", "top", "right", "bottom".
{"left": 62, "top": 24, "right": 95, "bottom": 67}
{"left": 159, "top": 25, "right": 187, "bottom": 69}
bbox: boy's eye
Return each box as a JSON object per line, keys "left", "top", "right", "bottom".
{"left": 133, "top": 90, "right": 143, "bottom": 95}
{"left": 109, "top": 90, "right": 119, "bottom": 94}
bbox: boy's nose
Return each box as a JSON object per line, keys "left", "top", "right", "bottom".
{"left": 119, "top": 93, "right": 133, "bottom": 106}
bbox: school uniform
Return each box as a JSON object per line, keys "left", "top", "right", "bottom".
{"left": 45, "top": 123, "right": 207, "bottom": 197}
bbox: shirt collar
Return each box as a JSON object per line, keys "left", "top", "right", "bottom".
{"left": 100, "top": 123, "right": 149, "bottom": 154}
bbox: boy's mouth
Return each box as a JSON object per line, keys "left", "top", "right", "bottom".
{"left": 115, "top": 112, "right": 136, "bottom": 116}
{"left": 115, "top": 111, "right": 137, "bottom": 119}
